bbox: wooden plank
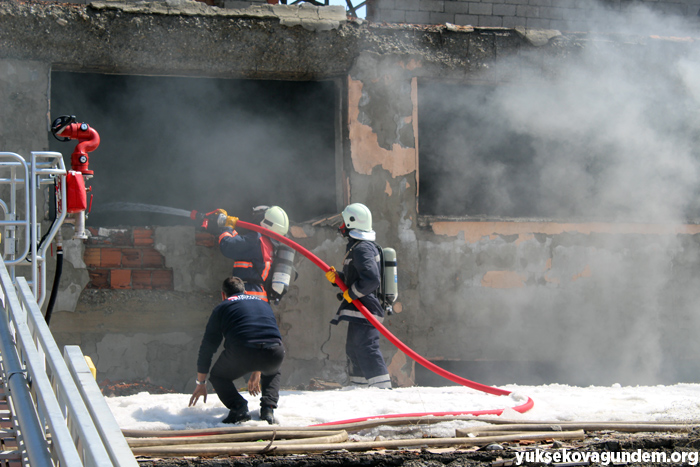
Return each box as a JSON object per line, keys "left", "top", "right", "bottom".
{"left": 127, "top": 430, "right": 348, "bottom": 447}
{"left": 131, "top": 431, "right": 585, "bottom": 458}
{"left": 457, "top": 422, "right": 699, "bottom": 436}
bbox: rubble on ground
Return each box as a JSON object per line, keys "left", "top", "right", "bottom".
{"left": 100, "top": 379, "right": 177, "bottom": 396}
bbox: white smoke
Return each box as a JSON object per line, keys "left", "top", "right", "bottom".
{"left": 417, "top": 1, "right": 700, "bottom": 385}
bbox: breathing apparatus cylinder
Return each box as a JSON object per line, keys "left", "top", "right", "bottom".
{"left": 270, "top": 243, "right": 295, "bottom": 299}
{"left": 381, "top": 247, "right": 398, "bottom": 311}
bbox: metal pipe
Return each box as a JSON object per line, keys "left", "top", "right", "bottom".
{"left": 9, "top": 163, "right": 15, "bottom": 282}
{"left": 73, "top": 211, "right": 87, "bottom": 240}
{"left": 0, "top": 198, "right": 8, "bottom": 264}
{"left": 32, "top": 152, "right": 67, "bottom": 308}
{"left": 0, "top": 154, "right": 31, "bottom": 267}
{"left": 0, "top": 220, "right": 29, "bottom": 226}
{"left": 0, "top": 177, "right": 28, "bottom": 183}
{"left": 29, "top": 153, "right": 39, "bottom": 303}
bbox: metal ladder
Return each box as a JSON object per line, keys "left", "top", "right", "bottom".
{"left": 0, "top": 374, "right": 22, "bottom": 467}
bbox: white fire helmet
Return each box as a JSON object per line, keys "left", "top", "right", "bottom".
{"left": 260, "top": 206, "right": 289, "bottom": 236}
{"left": 341, "top": 203, "right": 375, "bottom": 241}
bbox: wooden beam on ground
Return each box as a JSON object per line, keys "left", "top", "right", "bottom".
{"left": 130, "top": 430, "right": 585, "bottom": 458}
{"left": 127, "top": 429, "right": 347, "bottom": 447}
{"left": 458, "top": 422, "right": 698, "bottom": 436}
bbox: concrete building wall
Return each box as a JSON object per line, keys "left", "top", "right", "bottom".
{"left": 1, "top": 1, "right": 700, "bottom": 394}
{"left": 367, "top": 0, "right": 700, "bottom": 29}
{"left": 166, "top": 0, "right": 700, "bottom": 30}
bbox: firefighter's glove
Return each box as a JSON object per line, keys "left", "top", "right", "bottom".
{"left": 224, "top": 216, "right": 238, "bottom": 229}
{"left": 342, "top": 289, "right": 353, "bottom": 303}
{"left": 325, "top": 267, "right": 338, "bottom": 285}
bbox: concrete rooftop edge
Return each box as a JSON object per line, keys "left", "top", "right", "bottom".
{"left": 89, "top": 0, "right": 348, "bottom": 22}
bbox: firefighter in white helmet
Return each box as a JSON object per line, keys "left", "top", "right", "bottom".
{"left": 325, "top": 203, "right": 391, "bottom": 389}
{"left": 209, "top": 205, "right": 290, "bottom": 303}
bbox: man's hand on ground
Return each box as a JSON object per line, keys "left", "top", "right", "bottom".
{"left": 189, "top": 384, "right": 207, "bottom": 407}
{"left": 248, "top": 372, "right": 261, "bottom": 396}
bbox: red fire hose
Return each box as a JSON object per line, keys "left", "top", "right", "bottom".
{"left": 235, "top": 220, "right": 534, "bottom": 424}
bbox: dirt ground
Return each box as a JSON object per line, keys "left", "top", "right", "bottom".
{"left": 134, "top": 431, "right": 700, "bottom": 467}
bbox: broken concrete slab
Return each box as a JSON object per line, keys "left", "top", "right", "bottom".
{"left": 515, "top": 26, "right": 562, "bottom": 46}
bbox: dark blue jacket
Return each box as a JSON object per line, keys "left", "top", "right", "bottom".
{"left": 197, "top": 293, "right": 282, "bottom": 374}
{"left": 331, "top": 239, "right": 384, "bottom": 325}
{"left": 218, "top": 227, "right": 274, "bottom": 300}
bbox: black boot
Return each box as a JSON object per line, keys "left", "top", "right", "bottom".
{"left": 222, "top": 406, "right": 250, "bottom": 424}
{"left": 260, "top": 405, "right": 276, "bottom": 425}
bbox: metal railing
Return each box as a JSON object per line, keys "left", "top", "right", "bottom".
{"left": 0, "top": 251, "right": 138, "bottom": 466}
{"left": 0, "top": 150, "right": 138, "bottom": 466}
{"left": 0, "top": 151, "right": 68, "bottom": 307}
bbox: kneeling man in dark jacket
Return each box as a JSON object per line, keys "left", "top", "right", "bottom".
{"left": 189, "top": 276, "right": 285, "bottom": 424}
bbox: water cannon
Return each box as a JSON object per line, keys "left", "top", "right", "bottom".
{"left": 50, "top": 115, "right": 100, "bottom": 239}
{"left": 51, "top": 115, "right": 100, "bottom": 176}
{"left": 190, "top": 209, "right": 213, "bottom": 230}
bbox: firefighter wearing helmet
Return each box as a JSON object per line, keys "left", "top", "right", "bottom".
{"left": 210, "top": 205, "right": 290, "bottom": 303}
{"left": 325, "top": 203, "right": 391, "bottom": 389}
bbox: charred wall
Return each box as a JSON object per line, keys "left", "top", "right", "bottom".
{"left": 48, "top": 72, "right": 338, "bottom": 225}
{"left": 2, "top": 1, "right": 700, "bottom": 393}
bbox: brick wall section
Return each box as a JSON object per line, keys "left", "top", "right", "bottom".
{"left": 84, "top": 227, "right": 175, "bottom": 290}
{"left": 367, "top": 0, "right": 700, "bottom": 29}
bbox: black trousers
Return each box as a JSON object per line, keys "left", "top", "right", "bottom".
{"left": 209, "top": 344, "right": 285, "bottom": 411}
{"left": 346, "top": 321, "right": 388, "bottom": 380}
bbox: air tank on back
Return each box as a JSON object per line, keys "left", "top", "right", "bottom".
{"left": 381, "top": 247, "right": 398, "bottom": 313}
{"left": 270, "top": 243, "right": 296, "bottom": 303}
